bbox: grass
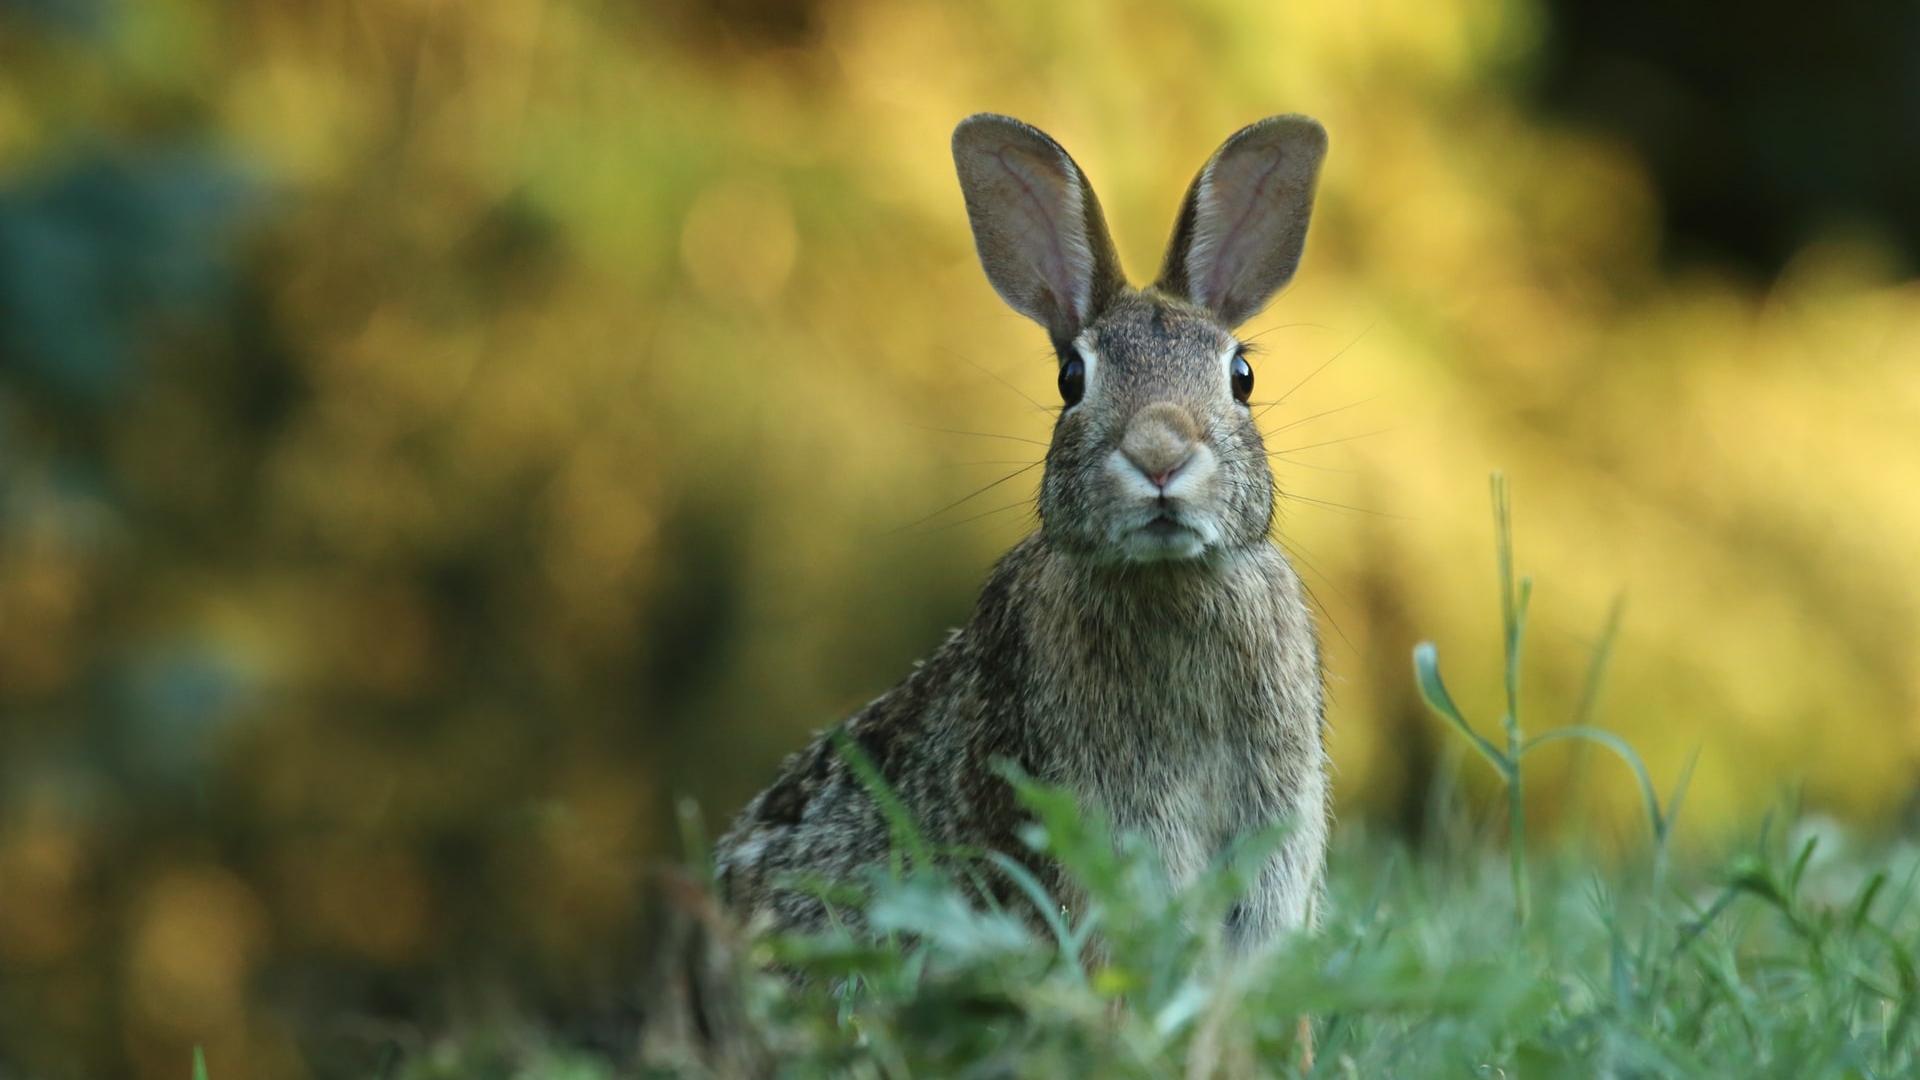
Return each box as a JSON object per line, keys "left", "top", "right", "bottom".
{"left": 384, "top": 480, "right": 1920, "bottom": 1079}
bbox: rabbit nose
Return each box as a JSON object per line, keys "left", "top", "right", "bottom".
{"left": 1121, "top": 403, "right": 1201, "bottom": 488}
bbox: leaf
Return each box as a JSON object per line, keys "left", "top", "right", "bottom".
{"left": 1413, "top": 642, "right": 1512, "bottom": 781}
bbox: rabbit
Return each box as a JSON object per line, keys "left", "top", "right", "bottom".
{"left": 714, "top": 112, "right": 1330, "bottom": 955}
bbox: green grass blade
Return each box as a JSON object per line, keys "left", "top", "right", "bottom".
{"left": 1666, "top": 749, "right": 1698, "bottom": 838}
{"left": 1573, "top": 593, "right": 1627, "bottom": 731}
{"left": 832, "top": 728, "right": 934, "bottom": 868}
{"left": 1493, "top": 472, "right": 1515, "bottom": 657}
{"left": 1491, "top": 473, "right": 1524, "bottom": 743}
{"left": 1522, "top": 725, "right": 1666, "bottom": 840}
{"left": 986, "top": 851, "right": 1084, "bottom": 972}
{"left": 1504, "top": 575, "right": 1531, "bottom": 744}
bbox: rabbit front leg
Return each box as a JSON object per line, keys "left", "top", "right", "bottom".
{"left": 1222, "top": 794, "right": 1328, "bottom": 953}
{"left": 1224, "top": 804, "right": 1327, "bottom": 1071}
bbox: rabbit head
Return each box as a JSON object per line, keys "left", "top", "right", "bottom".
{"left": 952, "top": 114, "right": 1327, "bottom": 565}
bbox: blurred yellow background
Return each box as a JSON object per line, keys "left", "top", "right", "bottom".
{"left": 1, "top": 0, "right": 1917, "bottom": 1075}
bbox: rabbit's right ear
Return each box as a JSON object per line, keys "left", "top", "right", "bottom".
{"left": 952, "top": 114, "right": 1127, "bottom": 347}
{"left": 1156, "top": 116, "right": 1327, "bottom": 329}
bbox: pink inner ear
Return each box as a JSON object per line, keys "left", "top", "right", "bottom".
{"left": 989, "top": 146, "right": 1094, "bottom": 323}
{"left": 1192, "top": 145, "right": 1290, "bottom": 313}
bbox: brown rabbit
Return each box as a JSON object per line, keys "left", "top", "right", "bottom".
{"left": 714, "top": 113, "right": 1330, "bottom": 953}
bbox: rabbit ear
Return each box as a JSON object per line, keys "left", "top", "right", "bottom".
{"left": 1156, "top": 115, "right": 1327, "bottom": 329}
{"left": 952, "top": 114, "right": 1127, "bottom": 345}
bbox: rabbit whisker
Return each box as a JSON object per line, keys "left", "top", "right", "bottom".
{"left": 1264, "top": 428, "right": 1395, "bottom": 457}
{"left": 1259, "top": 394, "right": 1380, "bottom": 431}
{"left": 911, "top": 425, "right": 1050, "bottom": 448}
{"left": 1272, "top": 535, "right": 1357, "bottom": 652}
{"left": 939, "top": 346, "right": 1061, "bottom": 418}
{"left": 1266, "top": 457, "right": 1359, "bottom": 475}
{"left": 905, "top": 497, "right": 1039, "bottom": 537}
{"left": 1276, "top": 491, "right": 1408, "bottom": 520}
{"left": 1250, "top": 323, "right": 1373, "bottom": 418}
{"left": 1240, "top": 320, "right": 1341, "bottom": 344}
{"left": 884, "top": 460, "right": 1045, "bottom": 536}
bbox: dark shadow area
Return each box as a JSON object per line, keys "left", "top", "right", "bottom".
{"left": 1531, "top": 0, "right": 1920, "bottom": 275}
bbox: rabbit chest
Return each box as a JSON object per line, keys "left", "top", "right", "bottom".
{"left": 1018, "top": 543, "right": 1326, "bottom": 894}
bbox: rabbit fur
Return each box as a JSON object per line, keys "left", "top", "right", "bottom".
{"left": 714, "top": 113, "right": 1330, "bottom": 953}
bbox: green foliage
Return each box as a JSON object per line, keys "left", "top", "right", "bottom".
{"left": 424, "top": 796, "right": 1920, "bottom": 1079}
{"left": 721, "top": 804, "right": 1914, "bottom": 1077}
{"left": 0, "top": 152, "right": 250, "bottom": 409}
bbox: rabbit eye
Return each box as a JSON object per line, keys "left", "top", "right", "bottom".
{"left": 1230, "top": 352, "right": 1254, "bottom": 403}
{"left": 1058, "top": 356, "right": 1086, "bottom": 407}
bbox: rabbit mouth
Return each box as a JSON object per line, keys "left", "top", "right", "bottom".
{"left": 1118, "top": 511, "right": 1212, "bottom": 562}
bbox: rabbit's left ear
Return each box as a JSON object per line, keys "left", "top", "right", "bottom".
{"left": 1156, "top": 116, "right": 1327, "bottom": 329}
